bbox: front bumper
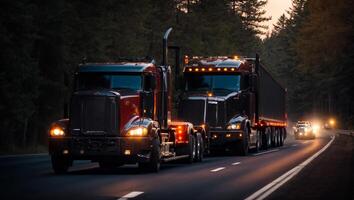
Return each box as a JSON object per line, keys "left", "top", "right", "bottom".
{"left": 49, "top": 136, "right": 153, "bottom": 163}
{"left": 209, "top": 130, "right": 243, "bottom": 147}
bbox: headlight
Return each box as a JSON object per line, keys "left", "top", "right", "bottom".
{"left": 226, "top": 123, "right": 241, "bottom": 130}
{"left": 126, "top": 127, "right": 148, "bottom": 137}
{"left": 50, "top": 126, "right": 65, "bottom": 137}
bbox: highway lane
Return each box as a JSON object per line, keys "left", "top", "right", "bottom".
{"left": 0, "top": 131, "right": 334, "bottom": 200}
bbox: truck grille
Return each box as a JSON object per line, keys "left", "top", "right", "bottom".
{"left": 178, "top": 99, "right": 205, "bottom": 125}
{"left": 70, "top": 93, "right": 119, "bottom": 136}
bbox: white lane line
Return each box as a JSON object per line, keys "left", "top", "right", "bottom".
{"left": 232, "top": 162, "right": 241, "bottom": 166}
{"left": 117, "top": 191, "right": 144, "bottom": 200}
{"left": 302, "top": 141, "right": 310, "bottom": 144}
{"left": 292, "top": 144, "right": 298, "bottom": 147}
{"left": 252, "top": 149, "right": 279, "bottom": 156}
{"left": 210, "top": 167, "right": 225, "bottom": 172}
{"left": 245, "top": 136, "right": 335, "bottom": 200}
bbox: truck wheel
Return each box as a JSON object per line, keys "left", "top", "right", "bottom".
{"left": 236, "top": 126, "right": 249, "bottom": 156}
{"left": 271, "top": 128, "right": 276, "bottom": 147}
{"left": 139, "top": 139, "right": 161, "bottom": 173}
{"left": 255, "top": 130, "right": 262, "bottom": 152}
{"left": 279, "top": 128, "right": 284, "bottom": 146}
{"left": 275, "top": 128, "right": 280, "bottom": 147}
{"left": 51, "top": 155, "right": 70, "bottom": 174}
{"left": 262, "top": 128, "right": 271, "bottom": 150}
{"left": 184, "top": 134, "right": 196, "bottom": 163}
{"left": 194, "top": 133, "right": 204, "bottom": 162}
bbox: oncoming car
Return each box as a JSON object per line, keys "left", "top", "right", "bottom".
{"left": 293, "top": 121, "right": 316, "bottom": 140}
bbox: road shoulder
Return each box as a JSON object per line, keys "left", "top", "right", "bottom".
{"left": 267, "top": 134, "right": 354, "bottom": 200}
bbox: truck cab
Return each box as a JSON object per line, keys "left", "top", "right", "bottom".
{"left": 178, "top": 56, "right": 287, "bottom": 155}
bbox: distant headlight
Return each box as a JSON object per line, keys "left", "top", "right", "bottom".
{"left": 126, "top": 127, "right": 148, "bottom": 137}
{"left": 227, "top": 123, "right": 241, "bottom": 130}
{"left": 50, "top": 126, "right": 65, "bottom": 137}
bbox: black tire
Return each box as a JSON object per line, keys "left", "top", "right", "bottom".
{"left": 275, "top": 128, "right": 280, "bottom": 147}
{"left": 255, "top": 130, "right": 261, "bottom": 152}
{"left": 184, "top": 134, "right": 196, "bottom": 163}
{"left": 194, "top": 133, "right": 204, "bottom": 162}
{"left": 279, "top": 128, "right": 285, "bottom": 146}
{"left": 51, "top": 155, "right": 70, "bottom": 174}
{"left": 271, "top": 128, "right": 276, "bottom": 147}
{"left": 262, "top": 128, "right": 272, "bottom": 150}
{"left": 139, "top": 139, "right": 161, "bottom": 173}
{"left": 236, "top": 125, "right": 249, "bottom": 156}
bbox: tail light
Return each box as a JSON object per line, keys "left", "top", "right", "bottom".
{"left": 175, "top": 125, "right": 189, "bottom": 144}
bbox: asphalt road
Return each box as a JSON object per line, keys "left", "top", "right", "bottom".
{"left": 0, "top": 130, "right": 335, "bottom": 200}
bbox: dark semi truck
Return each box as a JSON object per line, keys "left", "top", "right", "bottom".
{"left": 178, "top": 55, "right": 287, "bottom": 155}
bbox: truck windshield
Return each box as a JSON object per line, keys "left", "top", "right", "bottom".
{"left": 77, "top": 73, "right": 142, "bottom": 91}
{"left": 186, "top": 75, "right": 241, "bottom": 92}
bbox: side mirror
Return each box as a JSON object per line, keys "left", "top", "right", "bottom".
{"left": 144, "top": 74, "right": 156, "bottom": 91}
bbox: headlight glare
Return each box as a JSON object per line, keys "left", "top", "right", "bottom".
{"left": 127, "top": 127, "right": 148, "bottom": 137}
{"left": 227, "top": 123, "right": 241, "bottom": 130}
{"left": 50, "top": 127, "right": 65, "bottom": 137}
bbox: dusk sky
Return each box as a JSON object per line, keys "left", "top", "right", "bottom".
{"left": 264, "top": 0, "right": 292, "bottom": 32}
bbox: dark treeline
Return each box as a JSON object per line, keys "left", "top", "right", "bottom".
{"left": 0, "top": 0, "right": 269, "bottom": 152}
{"left": 0, "top": 0, "right": 353, "bottom": 152}
{"left": 262, "top": 0, "right": 354, "bottom": 128}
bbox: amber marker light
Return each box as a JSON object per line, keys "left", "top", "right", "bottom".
{"left": 217, "top": 68, "right": 221, "bottom": 71}
{"left": 50, "top": 127, "right": 65, "bottom": 137}
{"left": 195, "top": 68, "right": 199, "bottom": 72}
{"left": 201, "top": 68, "right": 205, "bottom": 71}
{"left": 188, "top": 68, "right": 192, "bottom": 72}
{"left": 231, "top": 68, "right": 235, "bottom": 71}
{"left": 207, "top": 92, "right": 213, "bottom": 97}
{"left": 224, "top": 68, "right": 228, "bottom": 71}
{"left": 208, "top": 68, "right": 213, "bottom": 71}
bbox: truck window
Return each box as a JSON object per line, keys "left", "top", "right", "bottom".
{"left": 186, "top": 75, "right": 240, "bottom": 93}
{"left": 77, "top": 73, "right": 142, "bottom": 91}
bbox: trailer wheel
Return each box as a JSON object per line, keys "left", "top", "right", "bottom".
{"left": 255, "top": 130, "right": 262, "bottom": 152}
{"left": 236, "top": 126, "right": 249, "bottom": 156}
{"left": 194, "top": 133, "right": 204, "bottom": 162}
{"left": 279, "top": 129, "right": 284, "bottom": 146}
{"left": 139, "top": 139, "right": 161, "bottom": 173}
{"left": 51, "top": 155, "right": 70, "bottom": 174}
{"left": 262, "top": 128, "right": 271, "bottom": 150}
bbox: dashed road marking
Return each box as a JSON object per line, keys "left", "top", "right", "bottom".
{"left": 117, "top": 191, "right": 144, "bottom": 200}
{"left": 292, "top": 144, "right": 298, "bottom": 147}
{"left": 245, "top": 136, "right": 335, "bottom": 200}
{"left": 252, "top": 149, "right": 279, "bottom": 156}
{"left": 232, "top": 162, "right": 241, "bottom": 166}
{"left": 303, "top": 141, "right": 310, "bottom": 144}
{"left": 210, "top": 167, "right": 225, "bottom": 172}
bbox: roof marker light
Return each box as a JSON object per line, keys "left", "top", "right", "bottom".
{"left": 188, "top": 68, "right": 192, "bottom": 72}
{"left": 224, "top": 68, "right": 228, "bottom": 71}
{"left": 208, "top": 68, "right": 213, "bottom": 71}
{"left": 231, "top": 68, "right": 235, "bottom": 71}
{"left": 195, "top": 68, "right": 199, "bottom": 72}
{"left": 217, "top": 68, "right": 221, "bottom": 71}
{"left": 201, "top": 68, "right": 205, "bottom": 71}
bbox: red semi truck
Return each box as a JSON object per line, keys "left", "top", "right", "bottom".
{"left": 48, "top": 28, "right": 204, "bottom": 174}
